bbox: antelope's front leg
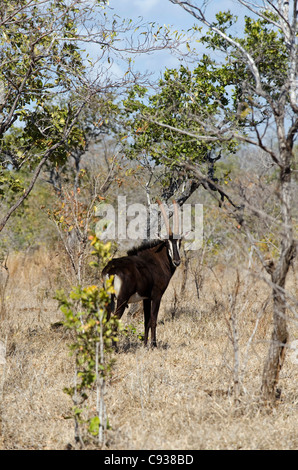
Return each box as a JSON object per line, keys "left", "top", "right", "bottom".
{"left": 143, "top": 299, "right": 151, "bottom": 347}
{"left": 150, "top": 297, "right": 162, "bottom": 348}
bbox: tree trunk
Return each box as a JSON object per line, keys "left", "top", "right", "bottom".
{"left": 261, "top": 278, "right": 288, "bottom": 402}
{"left": 261, "top": 147, "right": 296, "bottom": 402}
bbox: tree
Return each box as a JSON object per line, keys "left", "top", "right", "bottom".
{"left": 172, "top": 0, "right": 297, "bottom": 403}
{"left": 125, "top": 0, "right": 297, "bottom": 402}
{"left": 56, "top": 236, "right": 121, "bottom": 448}
{"left": 123, "top": 62, "right": 239, "bottom": 206}
{"left": 0, "top": 0, "right": 178, "bottom": 233}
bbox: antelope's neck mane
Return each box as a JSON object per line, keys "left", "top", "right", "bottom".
{"left": 127, "top": 239, "right": 165, "bottom": 256}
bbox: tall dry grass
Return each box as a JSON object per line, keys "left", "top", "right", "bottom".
{"left": 0, "top": 249, "right": 298, "bottom": 449}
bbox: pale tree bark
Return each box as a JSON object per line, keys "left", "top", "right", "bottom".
{"left": 261, "top": 0, "right": 298, "bottom": 397}
{"left": 261, "top": 147, "right": 296, "bottom": 402}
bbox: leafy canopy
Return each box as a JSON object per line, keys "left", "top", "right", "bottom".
{"left": 123, "top": 60, "right": 238, "bottom": 171}
{"left": 123, "top": 10, "right": 291, "bottom": 176}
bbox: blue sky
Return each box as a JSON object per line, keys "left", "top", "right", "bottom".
{"left": 103, "top": 0, "right": 246, "bottom": 80}
{"left": 112, "top": 0, "right": 242, "bottom": 28}
{"left": 112, "top": 0, "right": 193, "bottom": 27}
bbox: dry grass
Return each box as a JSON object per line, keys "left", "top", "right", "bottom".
{"left": 0, "top": 249, "right": 298, "bottom": 450}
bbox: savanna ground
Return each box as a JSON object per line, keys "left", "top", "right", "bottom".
{"left": 0, "top": 247, "right": 297, "bottom": 450}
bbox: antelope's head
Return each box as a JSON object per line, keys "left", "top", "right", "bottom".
{"left": 157, "top": 199, "right": 181, "bottom": 268}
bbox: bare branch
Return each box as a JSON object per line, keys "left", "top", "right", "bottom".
{"left": 144, "top": 114, "right": 282, "bottom": 167}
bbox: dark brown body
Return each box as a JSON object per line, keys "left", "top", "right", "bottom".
{"left": 102, "top": 239, "right": 180, "bottom": 347}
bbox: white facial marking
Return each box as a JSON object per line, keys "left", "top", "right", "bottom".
{"left": 168, "top": 240, "right": 174, "bottom": 260}
{"left": 176, "top": 240, "right": 180, "bottom": 257}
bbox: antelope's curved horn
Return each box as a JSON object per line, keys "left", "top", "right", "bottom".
{"left": 173, "top": 200, "right": 179, "bottom": 235}
{"left": 157, "top": 199, "right": 172, "bottom": 236}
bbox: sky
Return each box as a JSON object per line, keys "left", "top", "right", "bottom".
{"left": 112, "top": 0, "right": 242, "bottom": 28}
{"left": 99, "top": 0, "right": 246, "bottom": 81}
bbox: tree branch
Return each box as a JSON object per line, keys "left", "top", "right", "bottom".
{"left": 169, "top": 0, "right": 266, "bottom": 97}
{"left": 0, "top": 98, "right": 89, "bottom": 232}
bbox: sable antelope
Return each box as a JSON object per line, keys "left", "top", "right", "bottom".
{"left": 102, "top": 200, "right": 181, "bottom": 347}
